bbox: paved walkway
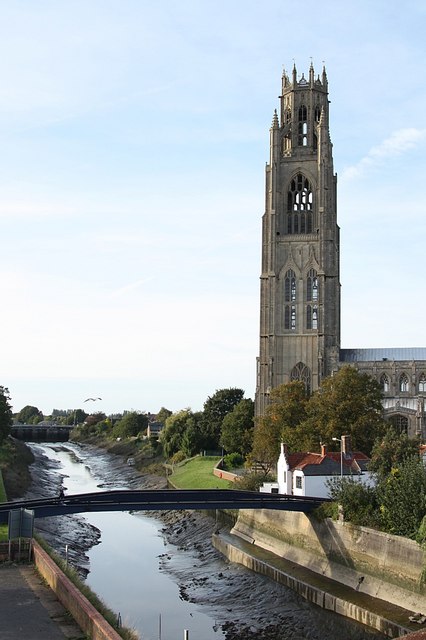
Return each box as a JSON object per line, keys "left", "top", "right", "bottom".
{"left": 0, "top": 563, "right": 84, "bottom": 640}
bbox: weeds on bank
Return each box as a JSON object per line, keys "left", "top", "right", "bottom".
{"left": 35, "top": 535, "right": 138, "bottom": 640}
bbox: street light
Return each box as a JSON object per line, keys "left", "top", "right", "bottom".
{"left": 332, "top": 436, "right": 343, "bottom": 478}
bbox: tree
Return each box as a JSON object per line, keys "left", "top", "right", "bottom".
{"left": 160, "top": 409, "right": 200, "bottom": 459}
{"left": 249, "top": 381, "right": 308, "bottom": 472}
{"left": 0, "top": 386, "right": 13, "bottom": 443}
{"left": 220, "top": 398, "right": 254, "bottom": 457}
{"left": 376, "top": 457, "right": 426, "bottom": 539}
{"left": 156, "top": 407, "right": 172, "bottom": 425}
{"left": 112, "top": 412, "right": 148, "bottom": 439}
{"left": 369, "top": 427, "right": 420, "bottom": 480}
{"left": 199, "top": 388, "right": 245, "bottom": 451}
{"left": 66, "top": 408, "right": 88, "bottom": 426}
{"left": 303, "top": 366, "right": 386, "bottom": 455}
{"left": 17, "top": 405, "right": 43, "bottom": 424}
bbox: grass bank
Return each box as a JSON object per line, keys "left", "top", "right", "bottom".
{"left": 169, "top": 455, "right": 232, "bottom": 489}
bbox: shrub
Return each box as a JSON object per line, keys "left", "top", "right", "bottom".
{"left": 223, "top": 452, "right": 244, "bottom": 470}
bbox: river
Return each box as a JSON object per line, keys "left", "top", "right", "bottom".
{"left": 26, "top": 442, "right": 384, "bottom": 640}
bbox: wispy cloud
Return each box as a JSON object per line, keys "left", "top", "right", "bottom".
{"left": 341, "top": 128, "right": 426, "bottom": 180}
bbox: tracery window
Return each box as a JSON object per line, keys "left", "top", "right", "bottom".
{"left": 284, "top": 270, "right": 296, "bottom": 302}
{"left": 389, "top": 414, "right": 408, "bottom": 435}
{"left": 380, "top": 374, "right": 390, "bottom": 393}
{"left": 290, "top": 362, "right": 311, "bottom": 394}
{"left": 399, "top": 374, "right": 409, "bottom": 393}
{"left": 419, "top": 374, "right": 426, "bottom": 392}
{"left": 298, "top": 105, "right": 307, "bottom": 146}
{"left": 284, "top": 269, "right": 297, "bottom": 331}
{"left": 306, "top": 305, "right": 318, "bottom": 330}
{"left": 286, "top": 174, "right": 313, "bottom": 235}
{"left": 306, "top": 269, "right": 318, "bottom": 301}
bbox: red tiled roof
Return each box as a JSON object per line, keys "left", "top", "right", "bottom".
{"left": 287, "top": 451, "right": 369, "bottom": 471}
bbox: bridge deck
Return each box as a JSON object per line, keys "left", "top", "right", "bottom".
{"left": 0, "top": 489, "right": 329, "bottom": 523}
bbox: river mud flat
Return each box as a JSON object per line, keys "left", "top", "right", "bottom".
{"left": 24, "top": 443, "right": 384, "bottom": 640}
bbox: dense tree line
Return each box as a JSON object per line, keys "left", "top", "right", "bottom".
{"left": 328, "top": 429, "right": 426, "bottom": 540}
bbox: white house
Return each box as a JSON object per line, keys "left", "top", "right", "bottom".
{"left": 260, "top": 442, "right": 371, "bottom": 499}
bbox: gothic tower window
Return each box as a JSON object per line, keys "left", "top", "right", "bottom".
{"left": 314, "top": 105, "right": 321, "bottom": 123}
{"left": 286, "top": 174, "right": 313, "bottom": 235}
{"left": 399, "top": 374, "right": 409, "bottom": 393}
{"left": 380, "top": 374, "right": 390, "bottom": 393}
{"left": 306, "top": 305, "right": 318, "bottom": 330}
{"left": 290, "top": 362, "right": 311, "bottom": 394}
{"left": 306, "top": 269, "right": 318, "bottom": 301}
{"left": 285, "top": 270, "right": 296, "bottom": 301}
{"left": 298, "top": 105, "right": 307, "bottom": 146}
{"left": 284, "top": 269, "right": 296, "bottom": 330}
{"left": 419, "top": 374, "right": 426, "bottom": 392}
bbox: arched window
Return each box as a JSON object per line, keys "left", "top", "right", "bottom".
{"left": 419, "top": 374, "right": 426, "bottom": 392}
{"left": 298, "top": 105, "right": 307, "bottom": 146}
{"left": 284, "top": 269, "right": 297, "bottom": 331}
{"left": 306, "top": 269, "right": 318, "bottom": 301}
{"left": 290, "top": 362, "right": 311, "bottom": 394}
{"left": 284, "top": 270, "right": 296, "bottom": 302}
{"left": 380, "top": 374, "right": 390, "bottom": 393}
{"left": 389, "top": 414, "right": 408, "bottom": 435}
{"left": 306, "top": 305, "right": 318, "bottom": 330}
{"left": 286, "top": 174, "right": 313, "bottom": 235}
{"left": 399, "top": 374, "right": 409, "bottom": 393}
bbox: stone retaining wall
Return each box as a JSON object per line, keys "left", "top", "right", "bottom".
{"left": 213, "top": 533, "right": 409, "bottom": 638}
{"left": 32, "top": 540, "right": 122, "bottom": 640}
{"left": 232, "top": 509, "right": 426, "bottom": 613}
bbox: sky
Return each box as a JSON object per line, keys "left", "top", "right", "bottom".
{"left": 0, "top": 0, "right": 425, "bottom": 416}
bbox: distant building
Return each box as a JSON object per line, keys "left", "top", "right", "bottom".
{"left": 254, "top": 63, "right": 426, "bottom": 439}
{"left": 260, "top": 442, "right": 371, "bottom": 499}
{"left": 147, "top": 421, "right": 163, "bottom": 438}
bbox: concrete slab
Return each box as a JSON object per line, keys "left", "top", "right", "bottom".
{"left": 0, "top": 563, "right": 85, "bottom": 640}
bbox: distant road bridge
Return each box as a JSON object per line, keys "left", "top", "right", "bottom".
{"left": 10, "top": 424, "right": 73, "bottom": 442}
{"left": 0, "top": 489, "right": 330, "bottom": 524}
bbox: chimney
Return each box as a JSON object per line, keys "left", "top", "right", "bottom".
{"left": 342, "top": 435, "right": 352, "bottom": 454}
{"left": 321, "top": 444, "right": 328, "bottom": 457}
{"left": 281, "top": 443, "right": 288, "bottom": 456}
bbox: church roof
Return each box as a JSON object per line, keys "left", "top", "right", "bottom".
{"left": 340, "top": 348, "right": 426, "bottom": 363}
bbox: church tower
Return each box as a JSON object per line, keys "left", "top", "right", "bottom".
{"left": 255, "top": 63, "right": 341, "bottom": 416}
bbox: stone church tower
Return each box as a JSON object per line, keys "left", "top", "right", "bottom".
{"left": 254, "top": 63, "right": 426, "bottom": 439}
{"left": 255, "top": 63, "right": 341, "bottom": 416}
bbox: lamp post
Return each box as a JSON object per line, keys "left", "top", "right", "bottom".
{"left": 332, "top": 436, "right": 343, "bottom": 478}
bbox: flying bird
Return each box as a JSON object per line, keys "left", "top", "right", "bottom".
{"left": 84, "top": 397, "right": 102, "bottom": 402}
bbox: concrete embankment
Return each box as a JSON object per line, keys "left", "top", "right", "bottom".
{"left": 32, "top": 540, "right": 123, "bottom": 640}
{"left": 213, "top": 509, "right": 426, "bottom": 638}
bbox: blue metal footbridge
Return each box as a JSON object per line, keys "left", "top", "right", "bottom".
{"left": 0, "top": 489, "right": 330, "bottom": 523}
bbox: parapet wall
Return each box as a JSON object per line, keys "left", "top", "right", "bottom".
{"left": 32, "top": 540, "right": 122, "bottom": 640}
{"left": 232, "top": 509, "right": 426, "bottom": 613}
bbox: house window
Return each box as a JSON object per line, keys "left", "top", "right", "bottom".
{"left": 295, "top": 476, "right": 303, "bottom": 489}
{"left": 283, "top": 471, "right": 286, "bottom": 483}
{"left": 419, "top": 374, "right": 426, "bottom": 393}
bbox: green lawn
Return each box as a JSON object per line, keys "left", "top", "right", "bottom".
{"left": 169, "top": 456, "right": 232, "bottom": 489}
